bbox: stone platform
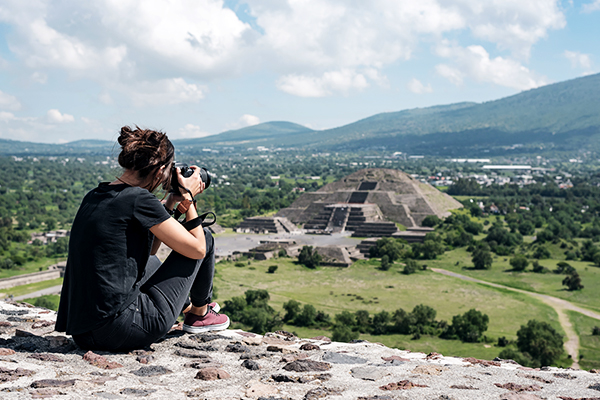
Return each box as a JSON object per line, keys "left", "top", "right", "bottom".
{"left": 0, "top": 301, "right": 598, "bottom": 400}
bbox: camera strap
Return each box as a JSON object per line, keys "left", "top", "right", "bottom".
{"left": 181, "top": 211, "right": 217, "bottom": 231}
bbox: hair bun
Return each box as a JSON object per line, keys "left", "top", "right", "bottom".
{"left": 116, "top": 126, "right": 174, "bottom": 180}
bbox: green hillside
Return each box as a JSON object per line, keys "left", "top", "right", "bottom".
{"left": 175, "top": 121, "right": 314, "bottom": 148}
{"left": 2, "top": 73, "right": 599, "bottom": 156}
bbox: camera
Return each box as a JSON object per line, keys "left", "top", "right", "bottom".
{"left": 170, "top": 162, "right": 211, "bottom": 193}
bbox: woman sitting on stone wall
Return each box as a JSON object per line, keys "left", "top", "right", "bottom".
{"left": 55, "top": 126, "right": 229, "bottom": 351}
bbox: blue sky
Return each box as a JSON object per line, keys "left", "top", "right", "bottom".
{"left": 0, "top": 0, "right": 598, "bottom": 143}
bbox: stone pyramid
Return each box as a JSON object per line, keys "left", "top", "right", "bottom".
{"left": 277, "top": 168, "right": 462, "bottom": 229}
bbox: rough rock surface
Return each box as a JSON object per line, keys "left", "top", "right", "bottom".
{"left": 0, "top": 300, "right": 599, "bottom": 399}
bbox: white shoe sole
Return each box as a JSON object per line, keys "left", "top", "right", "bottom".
{"left": 183, "top": 318, "right": 230, "bottom": 334}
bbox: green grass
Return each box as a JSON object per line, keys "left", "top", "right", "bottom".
{"left": 0, "top": 257, "right": 64, "bottom": 279}
{"left": 22, "top": 294, "right": 60, "bottom": 311}
{"left": 428, "top": 248, "right": 600, "bottom": 312}
{"left": 215, "top": 257, "right": 564, "bottom": 360}
{"left": 567, "top": 310, "right": 600, "bottom": 371}
{"left": 0, "top": 278, "right": 63, "bottom": 298}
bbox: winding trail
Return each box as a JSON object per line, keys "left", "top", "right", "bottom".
{"left": 431, "top": 268, "right": 600, "bottom": 370}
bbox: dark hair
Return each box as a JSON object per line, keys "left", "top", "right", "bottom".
{"left": 117, "top": 125, "right": 174, "bottom": 182}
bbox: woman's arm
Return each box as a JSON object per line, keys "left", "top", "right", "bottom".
{"left": 150, "top": 166, "right": 207, "bottom": 259}
{"left": 150, "top": 195, "right": 178, "bottom": 255}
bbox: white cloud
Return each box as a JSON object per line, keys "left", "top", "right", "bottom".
{"left": 128, "top": 78, "right": 206, "bottom": 107}
{"left": 31, "top": 71, "right": 47, "bottom": 84}
{"left": 435, "top": 43, "right": 547, "bottom": 90}
{"left": 0, "top": 111, "right": 16, "bottom": 122}
{"left": 0, "top": 91, "right": 21, "bottom": 111}
{"left": 564, "top": 50, "right": 593, "bottom": 70}
{"left": 448, "top": 0, "right": 565, "bottom": 59}
{"left": 277, "top": 70, "right": 369, "bottom": 97}
{"left": 241, "top": 114, "right": 260, "bottom": 127}
{"left": 407, "top": 78, "right": 433, "bottom": 94}
{"left": 582, "top": 0, "right": 600, "bottom": 12}
{"left": 47, "top": 109, "right": 75, "bottom": 123}
{"left": 177, "top": 124, "right": 213, "bottom": 138}
{"left": 435, "top": 65, "right": 464, "bottom": 86}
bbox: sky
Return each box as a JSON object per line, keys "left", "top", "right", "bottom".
{"left": 0, "top": 0, "right": 598, "bottom": 144}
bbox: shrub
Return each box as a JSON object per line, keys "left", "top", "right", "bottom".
{"left": 510, "top": 254, "right": 529, "bottom": 272}
{"left": 267, "top": 265, "right": 278, "bottom": 274}
{"left": 497, "top": 336, "right": 509, "bottom": 347}
{"left": 533, "top": 245, "right": 551, "bottom": 260}
{"left": 402, "top": 259, "right": 418, "bottom": 275}
{"left": 298, "top": 246, "right": 321, "bottom": 269}
{"left": 562, "top": 271, "right": 584, "bottom": 291}
{"left": 472, "top": 247, "right": 493, "bottom": 270}
{"left": 380, "top": 255, "right": 391, "bottom": 271}
{"left": 278, "top": 249, "right": 287, "bottom": 257}
{"left": 331, "top": 325, "right": 359, "bottom": 342}
{"left": 516, "top": 320, "right": 564, "bottom": 367}
{"left": 282, "top": 300, "right": 301, "bottom": 323}
{"left": 498, "top": 348, "right": 532, "bottom": 366}
{"left": 234, "top": 262, "right": 245, "bottom": 268}
{"left": 421, "top": 215, "right": 441, "bottom": 227}
{"left": 447, "top": 309, "right": 489, "bottom": 343}
{"left": 592, "top": 326, "right": 600, "bottom": 336}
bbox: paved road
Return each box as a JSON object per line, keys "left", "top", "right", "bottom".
{"left": 13, "top": 285, "right": 62, "bottom": 301}
{"left": 431, "top": 268, "right": 600, "bottom": 370}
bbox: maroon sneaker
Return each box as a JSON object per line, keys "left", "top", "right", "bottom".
{"left": 183, "top": 307, "right": 230, "bottom": 333}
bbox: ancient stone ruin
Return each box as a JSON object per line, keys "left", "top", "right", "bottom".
{"left": 277, "top": 168, "right": 462, "bottom": 237}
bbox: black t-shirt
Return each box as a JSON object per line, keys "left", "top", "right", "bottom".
{"left": 55, "top": 183, "right": 170, "bottom": 335}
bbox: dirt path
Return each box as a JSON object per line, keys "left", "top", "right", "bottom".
{"left": 431, "top": 268, "right": 600, "bottom": 369}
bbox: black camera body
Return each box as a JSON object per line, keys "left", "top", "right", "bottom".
{"left": 170, "top": 162, "right": 211, "bottom": 193}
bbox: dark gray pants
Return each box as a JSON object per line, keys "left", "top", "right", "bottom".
{"left": 73, "top": 228, "right": 215, "bottom": 351}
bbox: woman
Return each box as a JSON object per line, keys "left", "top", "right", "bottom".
{"left": 55, "top": 126, "right": 229, "bottom": 351}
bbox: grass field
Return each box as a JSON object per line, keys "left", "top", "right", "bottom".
{"left": 0, "top": 278, "right": 63, "bottom": 298}
{"left": 215, "top": 257, "right": 566, "bottom": 362}
{"left": 425, "top": 248, "right": 600, "bottom": 312}
{"left": 0, "top": 257, "right": 64, "bottom": 280}
{"left": 567, "top": 310, "right": 600, "bottom": 370}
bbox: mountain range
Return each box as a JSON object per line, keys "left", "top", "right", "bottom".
{"left": 2, "top": 72, "right": 599, "bottom": 156}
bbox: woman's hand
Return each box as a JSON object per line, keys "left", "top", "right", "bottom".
{"left": 178, "top": 165, "right": 205, "bottom": 198}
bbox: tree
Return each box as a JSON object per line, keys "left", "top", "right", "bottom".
{"left": 472, "top": 247, "right": 493, "bottom": 270}
{"left": 402, "top": 259, "right": 418, "bottom": 275}
{"left": 562, "top": 271, "right": 584, "bottom": 291}
{"left": 448, "top": 309, "right": 489, "bottom": 342}
{"left": 298, "top": 246, "right": 321, "bottom": 269}
{"left": 371, "top": 311, "right": 391, "bottom": 335}
{"left": 510, "top": 254, "right": 529, "bottom": 272}
{"left": 355, "top": 310, "right": 371, "bottom": 333}
{"left": 369, "top": 237, "right": 405, "bottom": 262}
{"left": 331, "top": 325, "right": 359, "bottom": 342}
{"left": 518, "top": 220, "right": 535, "bottom": 236}
{"left": 267, "top": 265, "right": 278, "bottom": 273}
{"left": 421, "top": 215, "right": 441, "bottom": 227}
{"left": 516, "top": 320, "right": 564, "bottom": 367}
{"left": 533, "top": 245, "right": 551, "bottom": 260}
{"left": 554, "top": 262, "right": 575, "bottom": 275}
{"left": 294, "top": 304, "right": 317, "bottom": 327}
{"left": 380, "top": 255, "right": 391, "bottom": 271}
{"left": 282, "top": 300, "right": 301, "bottom": 323}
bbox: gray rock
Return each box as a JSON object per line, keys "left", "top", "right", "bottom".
{"left": 283, "top": 359, "right": 331, "bottom": 372}
{"left": 225, "top": 343, "right": 250, "bottom": 353}
{"left": 120, "top": 388, "right": 157, "bottom": 397}
{"left": 351, "top": 367, "right": 389, "bottom": 381}
{"left": 242, "top": 359, "right": 260, "bottom": 370}
{"left": 130, "top": 366, "right": 172, "bottom": 377}
{"left": 322, "top": 351, "right": 367, "bottom": 364}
